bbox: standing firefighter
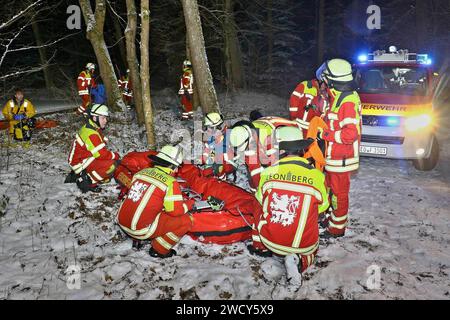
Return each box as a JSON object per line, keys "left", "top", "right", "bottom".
{"left": 118, "top": 69, "right": 133, "bottom": 108}
{"left": 289, "top": 78, "right": 328, "bottom": 137}
{"left": 67, "top": 104, "right": 120, "bottom": 193}
{"left": 316, "top": 58, "right": 362, "bottom": 238}
{"left": 178, "top": 59, "right": 194, "bottom": 120}
{"left": 116, "top": 145, "right": 194, "bottom": 258}
{"left": 248, "top": 126, "right": 329, "bottom": 273}
{"left": 2, "top": 88, "right": 36, "bottom": 141}
{"left": 77, "top": 62, "right": 97, "bottom": 115}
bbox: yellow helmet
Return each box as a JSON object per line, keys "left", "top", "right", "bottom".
{"left": 90, "top": 104, "right": 109, "bottom": 117}
{"left": 317, "top": 58, "right": 353, "bottom": 83}
{"left": 204, "top": 112, "right": 224, "bottom": 128}
{"left": 154, "top": 145, "right": 184, "bottom": 167}
{"left": 230, "top": 125, "right": 252, "bottom": 150}
{"left": 275, "top": 126, "right": 312, "bottom": 153}
{"left": 183, "top": 59, "right": 192, "bottom": 69}
{"left": 86, "top": 62, "right": 96, "bottom": 71}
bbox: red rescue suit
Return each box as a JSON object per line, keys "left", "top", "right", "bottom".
{"left": 252, "top": 156, "right": 328, "bottom": 272}
{"left": 118, "top": 75, "right": 133, "bottom": 105}
{"left": 178, "top": 69, "right": 194, "bottom": 119}
{"left": 289, "top": 79, "right": 328, "bottom": 137}
{"left": 77, "top": 70, "right": 96, "bottom": 114}
{"left": 116, "top": 166, "right": 194, "bottom": 255}
{"left": 68, "top": 119, "right": 119, "bottom": 184}
{"left": 321, "top": 88, "right": 361, "bottom": 236}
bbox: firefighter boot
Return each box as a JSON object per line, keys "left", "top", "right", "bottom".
{"left": 149, "top": 247, "right": 177, "bottom": 258}
{"left": 247, "top": 244, "right": 273, "bottom": 257}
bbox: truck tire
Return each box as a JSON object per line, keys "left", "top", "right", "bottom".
{"left": 412, "top": 135, "right": 440, "bottom": 171}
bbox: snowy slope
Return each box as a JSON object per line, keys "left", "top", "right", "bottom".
{"left": 0, "top": 90, "right": 449, "bottom": 300}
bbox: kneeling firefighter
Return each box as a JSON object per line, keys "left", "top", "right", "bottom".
{"left": 67, "top": 104, "right": 120, "bottom": 193}
{"left": 116, "top": 145, "right": 194, "bottom": 258}
{"left": 228, "top": 114, "right": 299, "bottom": 191}
{"left": 248, "top": 126, "right": 329, "bottom": 273}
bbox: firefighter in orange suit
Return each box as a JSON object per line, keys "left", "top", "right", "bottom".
{"left": 248, "top": 126, "right": 329, "bottom": 273}
{"left": 316, "top": 59, "right": 362, "bottom": 238}
{"left": 2, "top": 88, "right": 36, "bottom": 141}
{"left": 77, "top": 62, "right": 97, "bottom": 115}
{"left": 116, "top": 145, "right": 194, "bottom": 258}
{"left": 289, "top": 78, "right": 328, "bottom": 137}
{"left": 178, "top": 59, "right": 194, "bottom": 120}
{"left": 67, "top": 104, "right": 120, "bottom": 193}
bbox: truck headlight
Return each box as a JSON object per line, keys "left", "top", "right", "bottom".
{"left": 405, "top": 114, "right": 432, "bottom": 132}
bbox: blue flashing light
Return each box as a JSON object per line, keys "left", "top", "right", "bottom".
{"left": 417, "top": 54, "right": 433, "bottom": 65}
{"left": 387, "top": 117, "right": 400, "bottom": 126}
{"left": 358, "top": 54, "right": 368, "bottom": 63}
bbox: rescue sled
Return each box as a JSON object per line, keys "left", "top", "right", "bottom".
{"left": 114, "top": 153, "right": 258, "bottom": 245}
{"left": 0, "top": 119, "right": 58, "bottom": 130}
{"left": 178, "top": 164, "right": 258, "bottom": 245}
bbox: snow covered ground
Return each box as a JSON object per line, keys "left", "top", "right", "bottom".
{"left": 0, "top": 90, "right": 449, "bottom": 300}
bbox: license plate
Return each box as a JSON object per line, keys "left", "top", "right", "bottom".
{"left": 360, "top": 145, "right": 387, "bottom": 155}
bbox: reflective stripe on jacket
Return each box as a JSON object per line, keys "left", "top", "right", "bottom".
{"left": 116, "top": 166, "right": 189, "bottom": 239}
{"left": 255, "top": 156, "right": 328, "bottom": 256}
{"left": 322, "top": 88, "right": 362, "bottom": 173}
{"left": 68, "top": 119, "right": 118, "bottom": 173}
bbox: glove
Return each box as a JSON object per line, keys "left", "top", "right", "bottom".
{"left": 207, "top": 196, "right": 224, "bottom": 211}
{"left": 13, "top": 114, "right": 26, "bottom": 121}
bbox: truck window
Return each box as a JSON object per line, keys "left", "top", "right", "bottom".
{"left": 355, "top": 66, "right": 429, "bottom": 96}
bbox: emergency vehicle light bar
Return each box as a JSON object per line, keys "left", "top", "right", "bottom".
{"left": 362, "top": 48, "right": 431, "bottom": 64}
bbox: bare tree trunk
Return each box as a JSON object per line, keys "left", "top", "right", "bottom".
{"left": 266, "top": 0, "right": 273, "bottom": 77}
{"left": 317, "top": 0, "right": 325, "bottom": 65}
{"left": 186, "top": 39, "right": 201, "bottom": 111}
{"left": 181, "top": 0, "right": 220, "bottom": 114}
{"left": 125, "top": 0, "right": 145, "bottom": 125}
{"left": 223, "top": 0, "right": 245, "bottom": 90}
{"left": 79, "top": 0, "right": 124, "bottom": 111}
{"left": 31, "top": 17, "right": 54, "bottom": 91}
{"left": 108, "top": 5, "right": 127, "bottom": 69}
{"left": 140, "top": 0, "right": 156, "bottom": 148}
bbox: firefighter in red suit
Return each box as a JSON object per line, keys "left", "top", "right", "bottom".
{"left": 77, "top": 62, "right": 97, "bottom": 115}
{"left": 67, "top": 104, "right": 120, "bottom": 193}
{"left": 247, "top": 126, "right": 329, "bottom": 273}
{"left": 178, "top": 59, "right": 194, "bottom": 120}
{"left": 289, "top": 78, "right": 328, "bottom": 137}
{"left": 118, "top": 69, "right": 133, "bottom": 108}
{"left": 116, "top": 145, "right": 194, "bottom": 258}
{"left": 316, "top": 59, "right": 362, "bottom": 238}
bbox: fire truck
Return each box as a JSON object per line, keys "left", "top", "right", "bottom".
{"left": 354, "top": 46, "right": 440, "bottom": 170}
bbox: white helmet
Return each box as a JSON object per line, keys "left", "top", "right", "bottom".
{"left": 183, "top": 59, "right": 192, "bottom": 68}
{"left": 90, "top": 104, "right": 109, "bottom": 117}
{"left": 154, "top": 145, "right": 184, "bottom": 167}
{"left": 317, "top": 58, "right": 353, "bottom": 82}
{"left": 86, "top": 62, "right": 96, "bottom": 71}
{"left": 230, "top": 125, "right": 252, "bottom": 150}
{"left": 126, "top": 69, "right": 130, "bottom": 73}
{"left": 204, "top": 112, "right": 224, "bottom": 128}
